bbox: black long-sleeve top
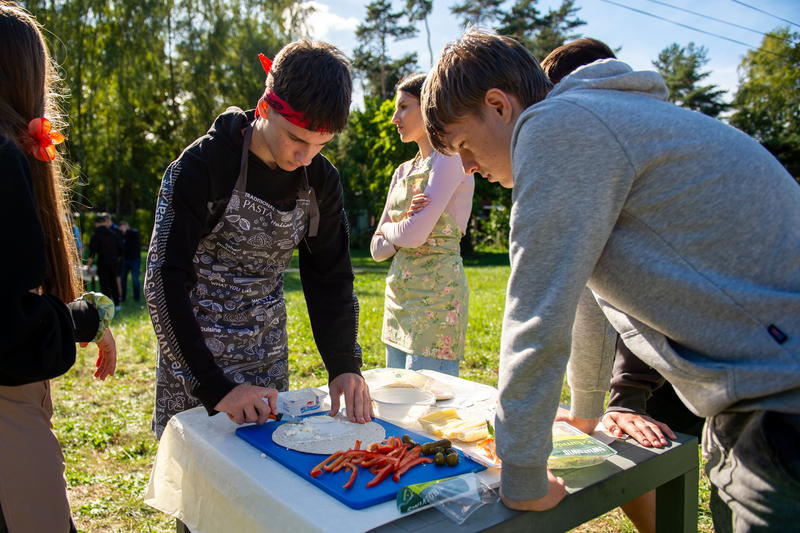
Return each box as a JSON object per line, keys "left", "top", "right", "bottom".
{"left": 0, "top": 137, "right": 99, "bottom": 386}
{"left": 121, "top": 228, "right": 141, "bottom": 260}
{"left": 88, "top": 225, "right": 123, "bottom": 264}
{"left": 145, "top": 108, "right": 362, "bottom": 413}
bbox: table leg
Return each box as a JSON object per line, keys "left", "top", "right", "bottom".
{"left": 176, "top": 518, "right": 190, "bottom": 533}
{"left": 655, "top": 465, "right": 699, "bottom": 533}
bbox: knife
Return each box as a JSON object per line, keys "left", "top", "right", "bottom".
{"left": 268, "top": 412, "right": 306, "bottom": 424}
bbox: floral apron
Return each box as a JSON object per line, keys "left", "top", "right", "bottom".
{"left": 382, "top": 155, "right": 469, "bottom": 360}
{"left": 152, "top": 125, "right": 319, "bottom": 437}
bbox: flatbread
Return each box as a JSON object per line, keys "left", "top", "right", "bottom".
{"left": 272, "top": 415, "right": 386, "bottom": 455}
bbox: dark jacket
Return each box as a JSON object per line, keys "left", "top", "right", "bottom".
{"left": 88, "top": 225, "right": 123, "bottom": 265}
{"left": 0, "top": 137, "right": 99, "bottom": 386}
{"left": 121, "top": 228, "right": 141, "bottom": 260}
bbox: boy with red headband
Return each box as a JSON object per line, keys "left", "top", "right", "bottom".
{"left": 145, "top": 39, "right": 372, "bottom": 439}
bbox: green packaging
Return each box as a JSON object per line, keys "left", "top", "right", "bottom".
{"left": 547, "top": 422, "right": 616, "bottom": 469}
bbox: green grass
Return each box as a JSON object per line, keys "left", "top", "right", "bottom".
{"left": 50, "top": 254, "right": 713, "bottom": 532}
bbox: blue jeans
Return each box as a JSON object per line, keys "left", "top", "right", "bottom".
{"left": 120, "top": 257, "right": 141, "bottom": 301}
{"left": 385, "top": 344, "right": 460, "bottom": 377}
{"left": 705, "top": 410, "right": 800, "bottom": 532}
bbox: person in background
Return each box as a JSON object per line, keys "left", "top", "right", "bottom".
{"left": 422, "top": 28, "right": 800, "bottom": 531}
{"left": 87, "top": 215, "right": 123, "bottom": 310}
{"left": 118, "top": 221, "right": 141, "bottom": 303}
{"left": 69, "top": 212, "right": 82, "bottom": 253}
{"left": 541, "top": 37, "right": 705, "bottom": 533}
{"left": 145, "top": 39, "right": 370, "bottom": 440}
{"left": 101, "top": 212, "right": 123, "bottom": 299}
{"left": 0, "top": 3, "right": 117, "bottom": 531}
{"left": 371, "top": 73, "right": 474, "bottom": 377}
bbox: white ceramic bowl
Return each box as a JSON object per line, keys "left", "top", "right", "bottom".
{"left": 371, "top": 388, "right": 436, "bottom": 421}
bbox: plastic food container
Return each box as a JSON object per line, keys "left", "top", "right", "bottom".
{"left": 371, "top": 388, "right": 436, "bottom": 421}
{"left": 278, "top": 388, "right": 328, "bottom": 417}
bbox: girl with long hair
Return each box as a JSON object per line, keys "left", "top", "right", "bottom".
{"left": 0, "top": 3, "right": 117, "bottom": 531}
{"left": 371, "top": 73, "right": 475, "bottom": 376}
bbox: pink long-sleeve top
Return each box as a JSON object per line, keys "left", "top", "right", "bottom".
{"left": 371, "top": 151, "right": 475, "bottom": 262}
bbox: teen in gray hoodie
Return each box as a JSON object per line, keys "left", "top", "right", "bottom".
{"left": 422, "top": 28, "right": 800, "bottom": 532}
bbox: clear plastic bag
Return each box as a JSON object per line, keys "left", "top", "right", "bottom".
{"left": 396, "top": 473, "right": 498, "bottom": 524}
{"left": 548, "top": 422, "right": 616, "bottom": 469}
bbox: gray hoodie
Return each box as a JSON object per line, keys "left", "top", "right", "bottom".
{"left": 498, "top": 59, "right": 800, "bottom": 501}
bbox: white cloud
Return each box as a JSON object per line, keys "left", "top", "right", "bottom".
{"left": 296, "top": 1, "right": 359, "bottom": 40}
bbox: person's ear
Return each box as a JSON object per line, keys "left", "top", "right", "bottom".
{"left": 257, "top": 98, "right": 270, "bottom": 119}
{"left": 485, "top": 89, "right": 516, "bottom": 125}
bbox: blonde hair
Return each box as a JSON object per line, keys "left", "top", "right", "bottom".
{"left": 0, "top": 1, "right": 80, "bottom": 302}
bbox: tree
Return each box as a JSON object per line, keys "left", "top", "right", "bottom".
{"left": 354, "top": 0, "right": 419, "bottom": 100}
{"left": 653, "top": 42, "right": 729, "bottom": 117}
{"left": 729, "top": 28, "right": 800, "bottom": 181}
{"left": 406, "top": 0, "right": 433, "bottom": 67}
{"left": 326, "top": 96, "right": 418, "bottom": 245}
{"left": 524, "top": 0, "right": 585, "bottom": 60}
{"left": 452, "top": 0, "right": 583, "bottom": 61}
{"left": 19, "top": 0, "right": 295, "bottom": 240}
{"left": 450, "top": 0, "right": 504, "bottom": 29}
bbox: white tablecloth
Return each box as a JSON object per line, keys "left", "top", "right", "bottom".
{"left": 144, "top": 370, "right": 501, "bottom": 533}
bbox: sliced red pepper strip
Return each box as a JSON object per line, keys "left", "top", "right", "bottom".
{"left": 354, "top": 440, "right": 361, "bottom": 451}
{"left": 366, "top": 442, "right": 378, "bottom": 452}
{"left": 341, "top": 450, "right": 399, "bottom": 465}
{"left": 311, "top": 451, "right": 343, "bottom": 477}
{"left": 369, "top": 464, "right": 379, "bottom": 475}
{"left": 332, "top": 458, "right": 351, "bottom": 473}
{"left": 343, "top": 463, "right": 358, "bottom": 489}
{"left": 392, "top": 456, "right": 434, "bottom": 482}
{"left": 365, "top": 463, "right": 394, "bottom": 488}
{"left": 396, "top": 446, "right": 421, "bottom": 470}
{"left": 324, "top": 453, "right": 348, "bottom": 472}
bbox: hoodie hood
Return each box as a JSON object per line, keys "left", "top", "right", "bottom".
{"left": 548, "top": 59, "right": 670, "bottom": 103}
{"left": 205, "top": 106, "right": 252, "bottom": 155}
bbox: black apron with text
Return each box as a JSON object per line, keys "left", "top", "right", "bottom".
{"left": 152, "top": 126, "right": 319, "bottom": 437}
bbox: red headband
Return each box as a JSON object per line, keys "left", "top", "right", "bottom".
{"left": 256, "top": 53, "right": 327, "bottom": 132}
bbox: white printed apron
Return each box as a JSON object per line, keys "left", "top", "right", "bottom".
{"left": 152, "top": 125, "right": 319, "bottom": 436}
{"left": 382, "top": 155, "right": 469, "bottom": 360}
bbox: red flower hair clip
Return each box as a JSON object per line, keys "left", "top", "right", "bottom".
{"left": 27, "top": 117, "right": 65, "bottom": 161}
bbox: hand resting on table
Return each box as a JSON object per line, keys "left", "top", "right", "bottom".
{"left": 603, "top": 411, "right": 676, "bottom": 448}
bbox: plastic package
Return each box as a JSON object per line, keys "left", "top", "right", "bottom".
{"left": 396, "top": 473, "right": 498, "bottom": 524}
{"left": 277, "top": 388, "right": 327, "bottom": 417}
{"left": 547, "top": 422, "right": 616, "bottom": 469}
{"left": 363, "top": 368, "right": 454, "bottom": 400}
{"left": 418, "top": 408, "right": 491, "bottom": 442}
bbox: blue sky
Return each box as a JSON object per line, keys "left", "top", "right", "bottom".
{"left": 297, "top": 0, "right": 800, "bottom": 105}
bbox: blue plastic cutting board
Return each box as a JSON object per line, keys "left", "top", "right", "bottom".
{"left": 236, "top": 416, "right": 485, "bottom": 509}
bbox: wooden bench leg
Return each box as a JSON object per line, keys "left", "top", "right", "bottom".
{"left": 655, "top": 466, "right": 699, "bottom": 532}
{"left": 176, "top": 518, "right": 191, "bottom": 533}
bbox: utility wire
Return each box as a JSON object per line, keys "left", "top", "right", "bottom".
{"left": 727, "top": 0, "right": 800, "bottom": 29}
{"left": 641, "top": 0, "right": 795, "bottom": 44}
{"left": 597, "top": 0, "right": 793, "bottom": 59}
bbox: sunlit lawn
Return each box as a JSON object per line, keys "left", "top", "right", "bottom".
{"left": 50, "top": 248, "right": 713, "bottom": 532}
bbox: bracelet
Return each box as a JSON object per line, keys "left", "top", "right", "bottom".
{"left": 79, "top": 292, "right": 115, "bottom": 342}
